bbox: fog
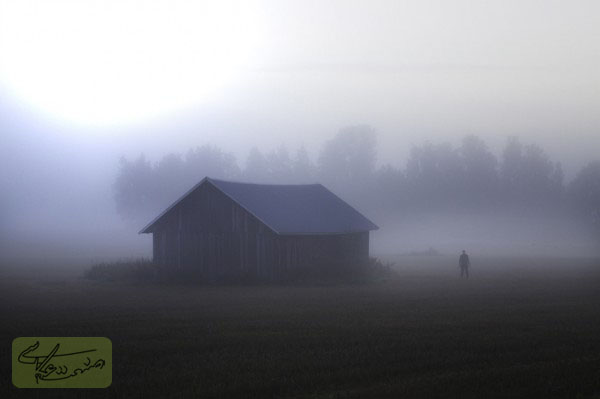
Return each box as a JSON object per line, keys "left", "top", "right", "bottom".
{"left": 1, "top": 0, "right": 599, "bottom": 261}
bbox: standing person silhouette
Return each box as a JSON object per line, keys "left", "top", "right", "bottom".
{"left": 459, "top": 250, "right": 470, "bottom": 278}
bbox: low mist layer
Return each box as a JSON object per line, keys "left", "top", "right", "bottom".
{"left": 1, "top": 125, "right": 598, "bottom": 261}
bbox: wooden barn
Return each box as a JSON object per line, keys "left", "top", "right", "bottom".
{"left": 140, "top": 177, "right": 378, "bottom": 281}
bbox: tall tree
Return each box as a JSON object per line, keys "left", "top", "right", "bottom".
{"left": 114, "top": 145, "right": 240, "bottom": 222}
{"left": 244, "top": 147, "right": 269, "bottom": 183}
{"left": 291, "top": 146, "right": 316, "bottom": 183}
{"left": 184, "top": 145, "right": 240, "bottom": 184}
{"left": 568, "top": 161, "right": 600, "bottom": 231}
{"left": 318, "top": 125, "right": 378, "bottom": 209}
{"left": 318, "top": 125, "right": 377, "bottom": 186}
{"left": 113, "top": 154, "right": 154, "bottom": 221}
{"left": 500, "top": 136, "right": 524, "bottom": 195}
{"left": 154, "top": 153, "right": 186, "bottom": 206}
{"left": 374, "top": 164, "right": 406, "bottom": 211}
{"left": 459, "top": 135, "right": 499, "bottom": 207}
{"left": 500, "top": 137, "right": 562, "bottom": 208}
{"left": 405, "top": 142, "right": 464, "bottom": 210}
{"left": 265, "top": 146, "right": 293, "bottom": 182}
{"left": 551, "top": 161, "right": 564, "bottom": 197}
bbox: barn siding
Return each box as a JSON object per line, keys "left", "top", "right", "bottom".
{"left": 150, "top": 181, "right": 370, "bottom": 281}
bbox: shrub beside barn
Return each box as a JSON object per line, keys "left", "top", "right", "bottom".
{"left": 140, "top": 177, "right": 378, "bottom": 281}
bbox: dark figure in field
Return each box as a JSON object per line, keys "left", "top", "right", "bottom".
{"left": 459, "top": 250, "right": 470, "bottom": 278}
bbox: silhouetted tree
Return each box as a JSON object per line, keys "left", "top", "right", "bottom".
{"left": 154, "top": 153, "right": 186, "bottom": 206}
{"left": 459, "top": 135, "right": 499, "bottom": 208}
{"left": 568, "top": 161, "right": 600, "bottom": 231}
{"left": 114, "top": 130, "right": 575, "bottom": 224}
{"left": 405, "top": 142, "right": 464, "bottom": 210}
{"left": 114, "top": 146, "right": 240, "bottom": 222}
{"left": 551, "top": 161, "right": 565, "bottom": 197}
{"left": 184, "top": 145, "right": 240, "bottom": 183}
{"left": 113, "top": 154, "right": 154, "bottom": 221}
{"left": 265, "top": 146, "right": 293, "bottom": 182}
{"left": 500, "top": 136, "right": 524, "bottom": 198}
{"left": 243, "top": 147, "right": 269, "bottom": 183}
{"left": 500, "top": 137, "right": 562, "bottom": 209}
{"left": 374, "top": 164, "right": 406, "bottom": 211}
{"left": 521, "top": 144, "right": 555, "bottom": 197}
{"left": 318, "top": 125, "right": 376, "bottom": 184}
{"left": 318, "top": 125, "right": 377, "bottom": 207}
{"left": 290, "top": 146, "right": 316, "bottom": 183}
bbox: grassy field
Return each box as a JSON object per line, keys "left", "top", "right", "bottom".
{"left": 1, "top": 256, "right": 600, "bottom": 398}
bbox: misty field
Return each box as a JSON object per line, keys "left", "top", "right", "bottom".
{"left": 1, "top": 256, "right": 600, "bottom": 398}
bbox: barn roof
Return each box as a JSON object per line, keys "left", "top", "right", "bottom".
{"left": 140, "top": 177, "right": 378, "bottom": 235}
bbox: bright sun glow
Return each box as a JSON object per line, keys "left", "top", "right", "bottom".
{"left": 0, "top": 0, "right": 262, "bottom": 126}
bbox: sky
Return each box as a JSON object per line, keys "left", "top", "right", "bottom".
{"left": 1, "top": 1, "right": 599, "bottom": 156}
{"left": 0, "top": 0, "right": 599, "bottom": 257}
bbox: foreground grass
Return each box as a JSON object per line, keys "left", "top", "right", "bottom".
{"left": 1, "top": 256, "right": 599, "bottom": 398}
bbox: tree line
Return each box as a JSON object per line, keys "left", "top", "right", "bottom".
{"left": 114, "top": 125, "right": 600, "bottom": 232}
